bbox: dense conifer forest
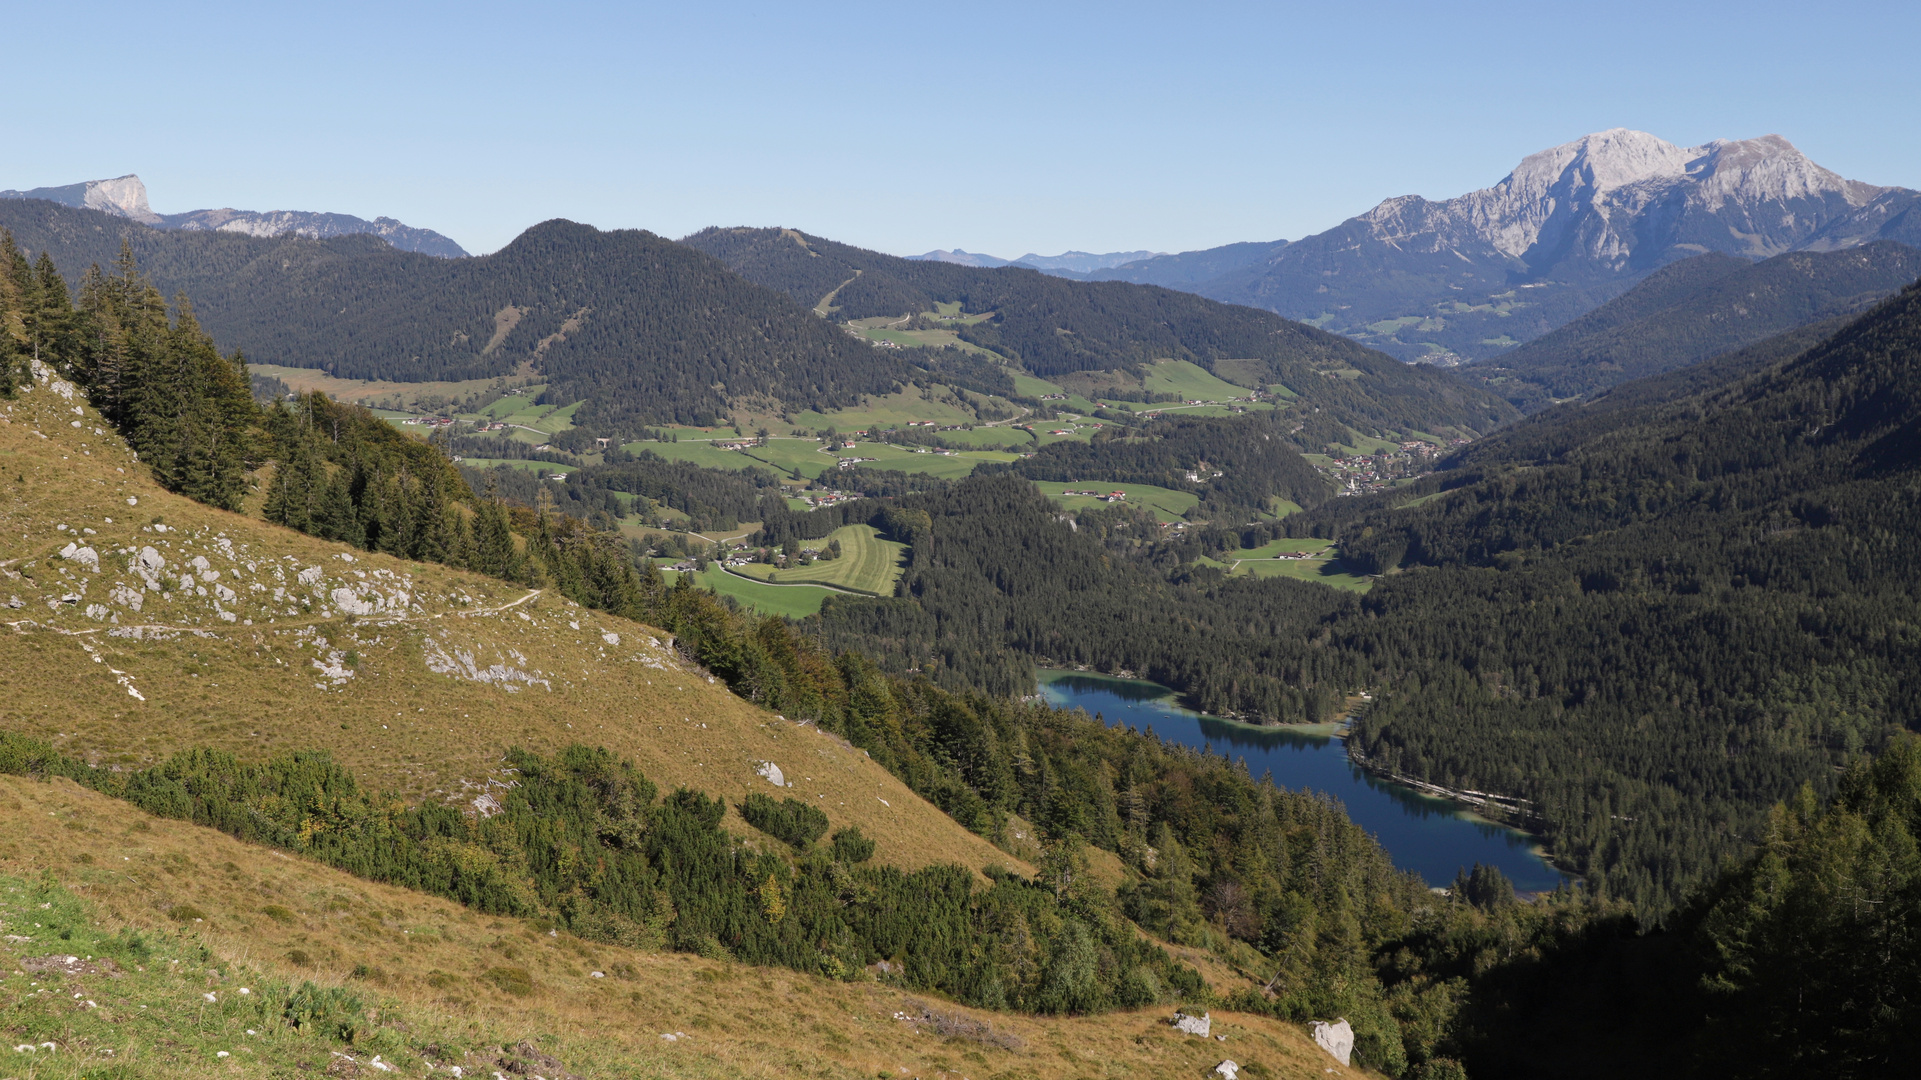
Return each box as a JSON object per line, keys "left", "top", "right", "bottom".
{"left": 1465, "top": 241, "right": 1920, "bottom": 409}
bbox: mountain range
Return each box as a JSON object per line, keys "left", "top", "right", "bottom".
{"left": 909, "top": 247, "right": 1165, "bottom": 272}
{"left": 0, "top": 194, "right": 1515, "bottom": 441}
{"left": 0, "top": 173, "right": 468, "bottom": 257}
{"left": 992, "top": 130, "right": 1921, "bottom": 363}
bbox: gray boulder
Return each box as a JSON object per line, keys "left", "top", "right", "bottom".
{"left": 1311, "top": 1018, "right": 1353, "bottom": 1065}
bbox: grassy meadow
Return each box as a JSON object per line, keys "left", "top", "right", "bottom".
{"left": 729, "top": 525, "right": 906, "bottom": 595}
{"left": 1031, "top": 480, "right": 1199, "bottom": 522}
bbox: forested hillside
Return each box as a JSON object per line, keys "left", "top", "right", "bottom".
{"left": 1468, "top": 241, "right": 1921, "bottom": 409}
{"left": 683, "top": 226, "right": 1518, "bottom": 437}
{"left": 0, "top": 202, "right": 913, "bottom": 429}
{"left": 1281, "top": 280, "right": 1921, "bottom": 909}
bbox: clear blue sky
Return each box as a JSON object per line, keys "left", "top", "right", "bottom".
{"left": 8, "top": 1, "right": 1917, "bottom": 257}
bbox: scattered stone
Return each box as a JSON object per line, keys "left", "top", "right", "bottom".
{"left": 1311, "top": 1018, "right": 1354, "bottom": 1066}
{"left": 20, "top": 955, "right": 119, "bottom": 977}
{"left": 1173, "top": 1010, "right": 1212, "bottom": 1037}
{"left": 1214, "top": 1061, "right": 1240, "bottom": 1079}
{"left": 755, "top": 761, "right": 785, "bottom": 787}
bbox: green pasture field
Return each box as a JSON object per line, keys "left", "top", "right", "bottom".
{"left": 1032, "top": 480, "right": 1198, "bottom": 522}
{"left": 623, "top": 441, "right": 779, "bottom": 474}
{"left": 659, "top": 565, "right": 834, "bottom": 618}
{"left": 740, "top": 438, "right": 840, "bottom": 478}
{"left": 1143, "top": 403, "right": 1275, "bottom": 418}
{"left": 1012, "top": 373, "right": 1066, "bottom": 398}
{"left": 1139, "top": 360, "right": 1259, "bottom": 401}
{"left": 476, "top": 387, "right": 547, "bottom": 419}
{"left": 1233, "top": 537, "right": 1336, "bottom": 559}
{"left": 1239, "top": 557, "right": 1373, "bottom": 592}
{"left": 930, "top": 426, "right": 1035, "bottom": 449}
{"left": 789, "top": 386, "right": 983, "bottom": 430}
{"left": 729, "top": 524, "right": 906, "bottom": 596}
{"left": 457, "top": 458, "right": 576, "bottom": 475}
{"left": 837, "top": 442, "right": 1018, "bottom": 478}
{"left": 855, "top": 324, "right": 1001, "bottom": 357}
{"left": 1206, "top": 358, "right": 1269, "bottom": 390}
{"left": 930, "top": 301, "right": 995, "bottom": 324}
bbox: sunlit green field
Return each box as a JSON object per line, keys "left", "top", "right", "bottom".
{"left": 658, "top": 564, "right": 836, "bottom": 617}
{"left": 728, "top": 525, "right": 906, "bottom": 596}
{"left": 457, "top": 458, "right": 576, "bottom": 475}
{"left": 835, "top": 442, "right": 1019, "bottom": 478}
{"left": 1139, "top": 359, "right": 1260, "bottom": 401}
{"left": 1032, "top": 480, "right": 1198, "bottom": 522}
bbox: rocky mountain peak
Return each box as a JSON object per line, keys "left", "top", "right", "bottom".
{"left": 0, "top": 174, "right": 467, "bottom": 257}
{"left": 0, "top": 173, "right": 161, "bottom": 224}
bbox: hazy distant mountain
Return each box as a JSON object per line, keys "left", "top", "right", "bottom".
{"left": 1102, "top": 130, "right": 1921, "bottom": 363}
{"left": 907, "top": 248, "right": 1012, "bottom": 268}
{"left": 1010, "top": 249, "right": 1165, "bottom": 273}
{"left": 907, "top": 248, "right": 1169, "bottom": 274}
{"left": 1082, "top": 240, "right": 1284, "bottom": 287}
{"left": 0, "top": 174, "right": 468, "bottom": 257}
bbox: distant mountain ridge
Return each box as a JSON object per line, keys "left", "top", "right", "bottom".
{"left": 1078, "top": 130, "right": 1921, "bottom": 363}
{"left": 1464, "top": 240, "right": 1921, "bottom": 409}
{"left": 908, "top": 247, "right": 1166, "bottom": 272}
{"left": 0, "top": 173, "right": 468, "bottom": 257}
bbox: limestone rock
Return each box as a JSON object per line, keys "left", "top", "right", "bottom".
{"left": 756, "top": 761, "right": 785, "bottom": 787}
{"left": 1214, "top": 1061, "right": 1239, "bottom": 1079}
{"left": 1173, "top": 1010, "right": 1211, "bottom": 1037}
{"left": 1311, "top": 1018, "right": 1353, "bottom": 1066}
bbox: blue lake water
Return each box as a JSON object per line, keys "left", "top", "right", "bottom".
{"left": 1038, "top": 671, "right": 1566, "bottom": 891}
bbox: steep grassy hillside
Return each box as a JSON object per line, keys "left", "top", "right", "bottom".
{"left": 0, "top": 774, "right": 1370, "bottom": 1080}
{"left": 0, "top": 363, "right": 1009, "bottom": 876}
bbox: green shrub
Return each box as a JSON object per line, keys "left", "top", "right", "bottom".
{"left": 830, "top": 826, "right": 876, "bottom": 863}
{"left": 167, "top": 903, "right": 207, "bottom": 922}
{"left": 261, "top": 904, "right": 295, "bottom": 924}
{"left": 283, "top": 982, "right": 363, "bottom": 1043}
{"left": 484, "top": 966, "right": 534, "bottom": 996}
{"left": 738, "top": 791, "right": 829, "bottom": 849}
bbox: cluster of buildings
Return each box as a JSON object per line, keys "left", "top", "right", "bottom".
{"left": 1061, "top": 488, "right": 1129, "bottom": 502}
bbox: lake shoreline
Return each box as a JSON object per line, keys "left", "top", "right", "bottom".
{"left": 1035, "top": 667, "right": 1571, "bottom": 889}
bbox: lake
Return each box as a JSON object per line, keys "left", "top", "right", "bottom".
{"left": 1037, "top": 670, "right": 1566, "bottom": 892}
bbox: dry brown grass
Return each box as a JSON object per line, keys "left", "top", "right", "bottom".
{"left": 0, "top": 378, "right": 1010, "bottom": 877}
{"left": 0, "top": 774, "right": 1373, "bottom": 1079}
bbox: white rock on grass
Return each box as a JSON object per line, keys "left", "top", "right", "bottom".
{"left": 1174, "top": 1011, "right": 1211, "bottom": 1037}
{"left": 1311, "top": 1018, "right": 1354, "bottom": 1066}
{"left": 1214, "top": 1061, "right": 1239, "bottom": 1080}
{"left": 755, "top": 761, "right": 785, "bottom": 787}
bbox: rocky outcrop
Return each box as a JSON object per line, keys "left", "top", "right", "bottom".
{"left": 1311, "top": 1018, "right": 1353, "bottom": 1066}
{"left": 1173, "top": 1010, "right": 1211, "bottom": 1037}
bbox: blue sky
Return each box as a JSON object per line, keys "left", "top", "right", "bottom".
{"left": 7, "top": 1, "right": 1917, "bottom": 257}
